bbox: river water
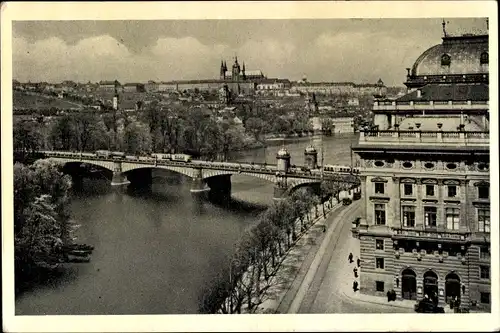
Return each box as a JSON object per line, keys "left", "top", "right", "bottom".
{"left": 15, "top": 133, "right": 358, "bottom": 315}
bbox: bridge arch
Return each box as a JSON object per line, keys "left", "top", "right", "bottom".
{"left": 48, "top": 157, "right": 114, "bottom": 172}
{"left": 121, "top": 163, "right": 198, "bottom": 179}
{"left": 287, "top": 180, "right": 322, "bottom": 197}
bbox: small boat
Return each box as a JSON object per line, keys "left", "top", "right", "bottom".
{"left": 67, "top": 254, "right": 91, "bottom": 263}
{"left": 67, "top": 249, "right": 93, "bottom": 256}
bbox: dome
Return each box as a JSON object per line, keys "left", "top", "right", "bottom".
{"left": 410, "top": 35, "right": 488, "bottom": 77}
{"left": 305, "top": 145, "right": 317, "bottom": 153}
{"left": 277, "top": 147, "right": 290, "bottom": 157}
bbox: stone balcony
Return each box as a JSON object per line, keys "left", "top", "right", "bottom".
{"left": 392, "top": 227, "right": 471, "bottom": 243}
{"left": 358, "top": 130, "right": 489, "bottom": 147}
{"left": 373, "top": 100, "right": 489, "bottom": 112}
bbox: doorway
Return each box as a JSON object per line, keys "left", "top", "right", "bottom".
{"left": 445, "top": 272, "right": 461, "bottom": 304}
{"left": 401, "top": 268, "right": 417, "bottom": 300}
{"left": 423, "top": 270, "right": 439, "bottom": 304}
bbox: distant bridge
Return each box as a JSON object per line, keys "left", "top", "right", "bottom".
{"left": 38, "top": 151, "right": 360, "bottom": 200}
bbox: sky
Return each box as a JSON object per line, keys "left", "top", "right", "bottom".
{"left": 12, "top": 18, "right": 488, "bottom": 86}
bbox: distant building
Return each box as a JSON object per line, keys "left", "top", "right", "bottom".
{"left": 310, "top": 116, "right": 354, "bottom": 133}
{"left": 291, "top": 79, "right": 387, "bottom": 96}
{"left": 99, "top": 80, "right": 122, "bottom": 92}
{"left": 158, "top": 57, "right": 281, "bottom": 97}
{"left": 145, "top": 80, "right": 159, "bottom": 93}
{"left": 352, "top": 27, "right": 490, "bottom": 312}
{"left": 123, "top": 83, "right": 145, "bottom": 93}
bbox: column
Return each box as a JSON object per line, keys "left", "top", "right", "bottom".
{"left": 110, "top": 161, "right": 130, "bottom": 186}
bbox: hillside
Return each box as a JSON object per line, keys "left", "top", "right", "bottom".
{"left": 14, "top": 91, "right": 83, "bottom": 110}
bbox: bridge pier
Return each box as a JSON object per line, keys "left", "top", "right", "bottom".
{"left": 110, "top": 161, "right": 130, "bottom": 187}
{"left": 273, "top": 174, "right": 288, "bottom": 201}
{"left": 190, "top": 168, "right": 210, "bottom": 199}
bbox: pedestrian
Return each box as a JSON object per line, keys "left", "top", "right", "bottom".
{"left": 386, "top": 290, "right": 391, "bottom": 302}
{"left": 348, "top": 252, "right": 353, "bottom": 263}
{"left": 357, "top": 258, "right": 361, "bottom": 267}
{"left": 353, "top": 267, "right": 358, "bottom": 278}
{"left": 353, "top": 280, "right": 358, "bottom": 292}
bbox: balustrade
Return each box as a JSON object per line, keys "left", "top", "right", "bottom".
{"left": 359, "top": 130, "right": 489, "bottom": 145}
{"left": 393, "top": 227, "right": 470, "bottom": 242}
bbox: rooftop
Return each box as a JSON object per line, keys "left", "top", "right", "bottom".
{"left": 397, "top": 83, "right": 488, "bottom": 102}
{"left": 409, "top": 34, "right": 488, "bottom": 78}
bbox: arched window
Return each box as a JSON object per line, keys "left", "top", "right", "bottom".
{"left": 441, "top": 54, "right": 451, "bottom": 66}
{"left": 480, "top": 52, "right": 489, "bottom": 65}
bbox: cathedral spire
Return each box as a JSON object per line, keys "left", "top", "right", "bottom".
{"left": 220, "top": 60, "right": 225, "bottom": 77}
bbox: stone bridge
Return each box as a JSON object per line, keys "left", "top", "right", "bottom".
{"left": 41, "top": 151, "right": 359, "bottom": 201}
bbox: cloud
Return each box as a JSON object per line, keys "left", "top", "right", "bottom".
{"left": 12, "top": 31, "right": 440, "bottom": 85}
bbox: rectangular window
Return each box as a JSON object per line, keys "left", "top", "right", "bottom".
{"left": 376, "top": 239, "right": 384, "bottom": 250}
{"left": 424, "top": 207, "right": 437, "bottom": 227}
{"left": 374, "top": 204, "right": 386, "bottom": 225}
{"left": 375, "top": 182, "right": 385, "bottom": 195}
{"left": 426, "top": 184, "right": 435, "bottom": 197}
{"left": 480, "top": 292, "right": 490, "bottom": 304}
{"left": 447, "top": 185, "right": 457, "bottom": 198}
{"left": 376, "top": 281, "right": 385, "bottom": 292}
{"left": 480, "top": 246, "right": 490, "bottom": 260}
{"left": 480, "top": 266, "right": 490, "bottom": 279}
{"left": 446, "top": 208, "right": 460, "bottom": 230}
{"left": 404, "top": 184, "right": 413, "bottom": 196}
{"left": 478, "top": 185, "right": 489, "bottom": 199}
{"left": 478, "top": 209, "right": 490, "bottom": 233}
{"left": 376, "top": 257, "right": 385, "bottom": 269}
{"left": 402, "top": 206, "right": 416, "bottom": 227}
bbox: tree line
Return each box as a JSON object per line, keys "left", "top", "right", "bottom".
{"left": 199, "top": 181, "right": 353, "bottom": 314}
{"left": 13, "top": 102, "right": 253, "bottom": 160}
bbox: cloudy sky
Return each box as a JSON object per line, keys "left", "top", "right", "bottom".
{"left": 13, "top": 18, "right": 487, "bottom": 86}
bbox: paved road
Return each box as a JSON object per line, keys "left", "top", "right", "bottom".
{"left": 297, "top": 200, "right": 414, "bottom": 314}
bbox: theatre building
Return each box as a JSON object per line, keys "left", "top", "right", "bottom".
{"left": 351, "top": 29, "right": 490, "bottom": 311}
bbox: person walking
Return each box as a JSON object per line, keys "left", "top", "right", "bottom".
{"left": 353, "top": 267, "right": 358, "bottom": 278}
{"left": 357, "top": 258, "right": 361, "bottom": 267}
{"left": 348, "top": 252, "right": 353, "bottom": 263}
{"left": 353, "top": 280, "right": 358, "bottom": 292}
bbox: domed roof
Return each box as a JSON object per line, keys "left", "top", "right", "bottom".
{"left": 305, "top": 145, "right": 317, "bottom": 153}
{"left": 277, "top": 147, "right": 290, "bottom": 157}
{"left": 411, "top": 35, "right": 488, "bottom": 77}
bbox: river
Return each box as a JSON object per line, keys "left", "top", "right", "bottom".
{"left": 15, "top": 133, "right": 359, "bottom": 315}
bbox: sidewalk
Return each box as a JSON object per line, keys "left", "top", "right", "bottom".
{"left": 254, "top": 200, "right": 347, "bottom": 314}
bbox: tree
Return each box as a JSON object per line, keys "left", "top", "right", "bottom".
{"left": 123, "top": 120, "right": 152, "bottom": 155}
{"left": 49, "top": 115, "right": 75, "bottom": 151}
{"left": 73, "top": 112, "right": 97, "bottom": 152}
{"left": 244, "top": 117, "right": 268, "bottom": 141}
{"left": 14, "top": 159, "right": 74, "bottom": 284}
{"left": 14, "top": 120, "right": 43, "bottom": 155}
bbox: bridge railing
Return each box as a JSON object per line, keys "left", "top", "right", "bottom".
{"left": 41, "top": 151, "right": 359, "bottom": 183}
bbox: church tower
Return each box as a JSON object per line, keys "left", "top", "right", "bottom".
{"left": 220, "top": 60, "right": 227, "bottom": 80}
{"left": 232, "top": 56, "right": 241, "bottom": 81}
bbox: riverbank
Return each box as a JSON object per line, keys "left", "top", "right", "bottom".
{"left": 228, "top": 188, "right": 358, "bottom": 314}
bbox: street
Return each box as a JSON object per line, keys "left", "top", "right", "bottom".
{"left": 297, "top": 200, "right": 414, "bottom": 313}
